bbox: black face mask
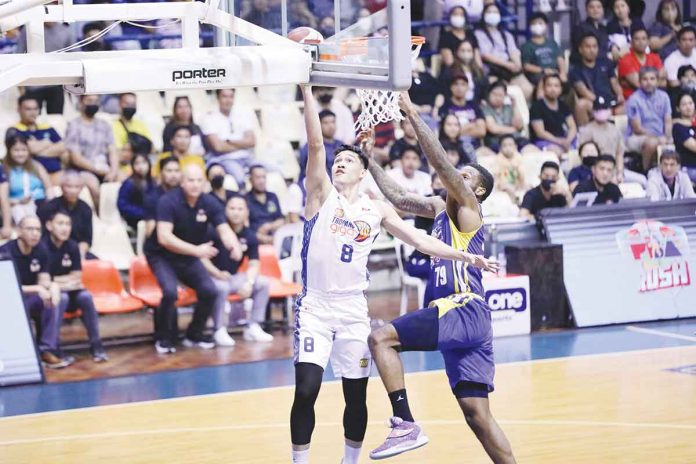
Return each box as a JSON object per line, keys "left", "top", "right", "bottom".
{"left": 540, "top": 179, "right": 555, "bottom": 191}
{"left": 582, "top": 156, "right": 597, "bottom": 167}
{"left": 318, "top": 94, "right": 333, "bottom": 104}
{"left": 210, "top": 175, "right": 225, "bottom": 190}
{"left": 84, "top": 104, "right": 99, "bottom": 118}
{"left": 122, "top": 107, "right": 136, "bottom": 120}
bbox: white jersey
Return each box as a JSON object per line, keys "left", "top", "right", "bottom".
{"left": 299, "top": 187, "right": 383, "bottom": 297}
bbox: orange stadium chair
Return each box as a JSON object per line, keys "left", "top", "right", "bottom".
{"left": 229, "top": 245, "right": 301, "bottom": 300}
{"left": 128, "top": 256, "right": 198, "bottom": 308}
{"left": 81, "top": 260, "right": 144, "bottom": 314}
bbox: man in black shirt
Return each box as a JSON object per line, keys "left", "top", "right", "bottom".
{"left": 0, "top": 216, "right": 72, "bottom": 369}
{"left": 143, "top": 156, "right": 181, "bottom": 256}
{"left": 574, "top": 154, "right": 623, "bottom": 205}
{"left": 148, "top": 164, "right": 242, "bottom": 354}
{"left": 246, "top": 165, "right": 285, "bottom": 245}
{"left": 570, "top": 0, "right": 610, "bottom": 65}
{"left": 519, "top": 161, "right": 573, "bottom": 219}
{"left": 44, "top": 210, "right": 107, "bottom": 362}
{"left": 202, "top": 195, "right": 272, "bottom": 346}
{"left": 38, "top": 171, "right": 93, "bottom": 259}
{"left": 530, "top": 74, "right": 577, "bottom": 157}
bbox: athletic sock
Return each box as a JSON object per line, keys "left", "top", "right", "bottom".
{"left": 388, "top": 389, "right": 415, "bottom": 422}
{"left": 292, "top": 448, "right": 309, "bottom": 463}
{"left": 343, "top": 443, "right": 361, "bottom": 464}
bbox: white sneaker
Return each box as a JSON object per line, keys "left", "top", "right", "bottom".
{"left": 214, "top": 327, "right": 236, "bottom": 347}
{"left": 243, "top": 323, "right": 274, "bottom": 342}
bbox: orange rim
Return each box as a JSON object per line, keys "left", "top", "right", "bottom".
{"left": 319, "top": 35, "right": 425, "bottom": 61}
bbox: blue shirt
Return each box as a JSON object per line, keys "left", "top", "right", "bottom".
{"left": 569, "top": 58, "right": 616, "bottom": 101}
{"left": 7, "top": 167, "right": 46, "bottom": 201}
{"left": 6, "top": 123, "right": 62, "bottom": 173}
{"left": 246, "top": 191, "right": 283, "bottom": 231}
{"left": 209, "top": 226, "right": 258, "bottom": 275}
{"left": 0, "top": 239, "right": 48, "bottom": 286}
{"left": 153, "top": 188, "right": 227, "bottom": 261}
{"left": 625, "top": 89, "right": 672, "bottom": 138}
{"left": 117, "top": 177, "right": 155, "bottom": 223}
{"left": 568, "top": 165, "right": 592, "bottom": 186}
{"left": 299, "top": 139, "right": 344, "bottom": 180}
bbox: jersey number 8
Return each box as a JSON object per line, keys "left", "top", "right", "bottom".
{"left": 340, "top": 244, "right": 354, "bottom": 263}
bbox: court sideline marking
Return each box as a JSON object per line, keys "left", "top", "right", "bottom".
{"left": 626, "top": 325, "right": 696, "bottom": 342}
{"left": 0, "top": 419, "right": 694, "bottom": 447}
{"left": 1, "top": 344, "right": 695, "bottom": 421}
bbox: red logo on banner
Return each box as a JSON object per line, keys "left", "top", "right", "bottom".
{"left": 616, "top": 220, "right": 691, "bottom": 293}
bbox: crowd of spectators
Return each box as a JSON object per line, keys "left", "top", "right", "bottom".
{"left": 2, "top": 0, "right": 696, "bottom": 362}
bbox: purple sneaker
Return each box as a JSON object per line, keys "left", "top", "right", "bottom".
{"left": 369, "top": 416, "right": 429, "bottom": 460}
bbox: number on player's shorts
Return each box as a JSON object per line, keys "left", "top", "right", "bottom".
{"left": 435, "top": 266, "right": 447, "bottom": 286}
{"left": 340, "top": 244, "right": 354, "bottom": 263}
{"left": 304, "top": 337, "right": 314, "bottom": 353}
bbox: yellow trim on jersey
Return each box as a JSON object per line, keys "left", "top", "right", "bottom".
{"left": 447, "top": 215, "right": 481, "bottom": 295}
{"left": 13, "top": 122, "right": 53, "bottom": 131}
{"left": 429, "top": 292, "right": 483, "bottom": 318}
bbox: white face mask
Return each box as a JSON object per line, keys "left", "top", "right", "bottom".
{"left": 458, "top": 51, "right": 475, "bottom": 62}
{"left": 484, "top": 13, "right": 501, "bottom": 27}
{"left": 450, "top": 15, "right": 466, "bottom": 28}
{"left": 530, "top": 23, "right": 547, "bottom": 36}
{"left": 594, "top": 109, "right": 611, "bottom": 122}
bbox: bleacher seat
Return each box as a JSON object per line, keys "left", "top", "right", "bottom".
{"left": 81, "top": 259, "right": 144, "bottom": 314}
{"left": 507, "top": 85, "right": 529, "bottom": 138}
{"left": 135, "top": 91, "right": 166, "bottom": 118}
{"left": 163, "top": 89, "right": 213, "bottom": 116}
{"left": 521, "top": 151, "right": 569, "bottom": 188}
{"left": 619, "top": 182, "right": 646, "bottom": 199}
{"left": 254, "top": 135, "right": 300, "bottom": 181}
{"left": 482, "top": 191, "right": 520, "bottom": 218}
{"left": 394, "top": 239, "right": 426, "bottom": 315}
{"left": 91, "top": 216, "right": 135, "bottom": 270}
{"left": 237, "top": 245, "right": 301, "bottom": 299}
{"left": 260, "top": 103, "right": 304, "bottom": 143}
{"left": 272, "top": 222, "right": 303, "bottom": 282}
{"left": 128, "top": 256, "right": 197, "bottom": 307}
{"left": 136, "top": 220, "right": 146, "bottom": 256}
{"left": 257, "top": 85, "right": 297, "bottom": 104}
{"left": 223, "top": 174, "right": 239, "bottom": 192}
{"left": 138, "top": 111, "right": 166, "bottom": 153}
{"left": 79, "top": 185, "right": 95, "bottom": 210}
{"left": 38, "top": 114, "right": 67, "bottom": 137}
{"left": 98, "top": 182, "right": 123, "bottom": 224}
{"left": 266, "top": 171, "right": 288, "bottom": 198}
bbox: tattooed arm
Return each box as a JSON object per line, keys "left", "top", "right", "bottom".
{"left": 360, "top": 130, "right": 445, "bottom": 219}
{"left": 399, "top": 92, "right": 480, "bottom": 212}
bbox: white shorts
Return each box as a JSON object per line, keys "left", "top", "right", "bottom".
{"left": 293, "top": 292, "right": 372, "bottom": 379}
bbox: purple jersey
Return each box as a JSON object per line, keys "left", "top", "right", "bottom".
{"left": 426, "top": 210, "right": 485, "bottom": 306}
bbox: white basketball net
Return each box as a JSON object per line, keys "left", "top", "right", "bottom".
{"left": 354, "top": 39, "right": 424, "bottom": 133}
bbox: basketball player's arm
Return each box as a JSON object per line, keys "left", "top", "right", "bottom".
{"left": 302, "top": 86, "right": 332, "bottom": 215}
{"left": 366, "top": 157, "right": 444, "bottom": 219}
{"left": 377, "top": 201, "right": 499, "bottom": 272}
{"left": 399, "top": 93, "right": 479, "bottom": 211}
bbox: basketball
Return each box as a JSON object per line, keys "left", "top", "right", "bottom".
{"left": 288, "top": 26, "right": 324, "bottom": 44}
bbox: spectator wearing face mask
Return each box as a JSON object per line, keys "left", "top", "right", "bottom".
{"left": 521, "top": 13, "right": 567, "bottom": 91}
{"left": 438, "top": 39, "right": 486, "bottom": 103}
{"left": 568, "top": 141, "right": 600, "bottom": 192}
{"left": 112, "top": 93, "right": 153, "bottom": 170}
{"left": 519, "top": 161, "right": 572, "bottom": 220}
{"left": 578, "top": 97, "right": 647, "bottom": 186}
{"left": 475, "top": 3, "right": 534, "bottom": 101}
{"left": 573, "top": 154, "right": 623, "bottom": 205}
{"left": 646, "top": 150, "right": 695, "bottom": 200}
{"left": 65, "top": 94, "right": 119, "bottom": 210}
{"left": 207, "top": 162, "right": 239, "bottom": 207}
{"left": 438, "top": 6, "right": 480, "bottom": 69}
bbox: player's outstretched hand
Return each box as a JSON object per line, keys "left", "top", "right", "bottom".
{"left": 398, "top": 91, "right": 415, "bottom": 114}
{"left": 357, "top": 129, "right": 375, "bottom": 158}
{"left": 463, "top": 253, "right": 500, "bottom": 273}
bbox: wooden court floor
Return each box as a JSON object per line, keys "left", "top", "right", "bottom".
{"left": 0, "top": 346, "right": 694, "bottom": 463}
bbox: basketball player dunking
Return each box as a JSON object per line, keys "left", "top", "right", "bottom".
{"left": 365, "top": 93, "right": 516, "bottom": 462}
{"left": 289, "top": 86, "right": 498, "bottom": 464}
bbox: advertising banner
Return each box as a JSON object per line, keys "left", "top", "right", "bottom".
{"left": 541, "top": 200, "right": 696, "bottom": 327}
{"left": 483, "top": 274, "right": 531, "bottom": 337}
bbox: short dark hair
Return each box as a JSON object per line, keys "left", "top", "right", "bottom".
{"left": 595, "top": 154, "right": 616, "bottom": 166}
{"left": 542, "top": 72, "right": 562, "bottom": 86}
{"left": 578, "top": 31, "right": 599, "bottom": 48}
{"left": 215, "top": 89, "right": 235, "bottom": 97}
{"left": 487, "top": 80, "right": 507, "bottom": 97}
{"left": 48, "top": 209, "right": 72, "bottom": 223}
{"left": 159, "top": 155, "right": 180, "bottom": 172}
{"left": 399, "top": 147, "right": 421, "bottom": 160}
{"left": 499, "top": 134, "right": 516, "bottom": 145}
{"left": 677, "top": 64, "right": 696, "bottom": 80}
{"left": 249, "top": 164, "right": 266, "bottom": 176}
{"left": 334, "top": 144, "right": 368, "bottom": 169}
{"left": 540, "top": 161, "right": 560, "bottom": 173}
{"left": 466, "top": 163, "right": 494, "bottom": 202}
{"left": 660, "top": 149, "right": 681, "bottom": 164}
{"left": 630, "top": 24, "right": 648, "bottom": 38}
{"left": 450, "top": 73, "right": 469, "bottom": 85}
{"left": 639, "top": 66, "right": 659, "bottom": 79}
{"left": 18, "top": 94, "right": 38, "bottom": 107}
{"left": 585, "top": 0, "right": 603, "bottom": 8}
{"left": 318, "top": 109, "right": 336, "bottom": 121}
{"left": 170, "top": 125, "right": 192, "bottom": 139}
{"left": 677, "top": 25, "right": 696, "bottom": 40}
{"left": 82, "top": 21, "right": 103, "bottom": 36}
{"left": 529, "top": 12, "right": 548, "bottom": 24}
{"left": 119, "top": 92, "right": 136, "bottom": 102}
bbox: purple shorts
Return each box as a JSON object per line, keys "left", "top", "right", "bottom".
{"left": 392, "top": 296, "right": 494, "bottom": 394}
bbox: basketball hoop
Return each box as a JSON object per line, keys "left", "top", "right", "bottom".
{"left": 324, "top": 36, "right": 425, "bottom": 132}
